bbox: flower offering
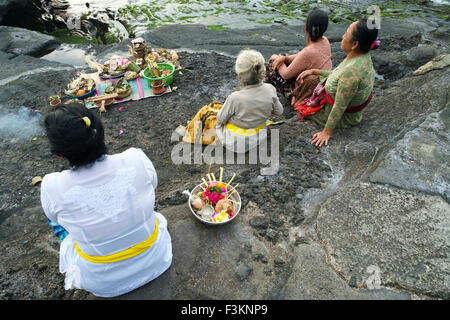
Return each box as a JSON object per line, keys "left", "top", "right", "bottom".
{"left": 188, "top": 167, "right": 240, "bottom": 224}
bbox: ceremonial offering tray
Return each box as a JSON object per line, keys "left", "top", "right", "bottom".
{"left": 65, "top": 75, "right": 96, "bottom": 99}
{"left": 99, "top": 57, "right": 131, "bottom": 79}
{"left": 104, "top": 78, "right": 132, "bottom": 99}
{"left": 186, "top": 168, "right": 241, "bottom": 225}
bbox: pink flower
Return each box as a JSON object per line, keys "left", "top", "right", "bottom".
{"left": 205, "top": 190, "right": 210, "bottom": 196}
{"left": 221, "top": 187, "right": 227, "bottom": 192}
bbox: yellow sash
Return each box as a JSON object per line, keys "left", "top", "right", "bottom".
{"left": 74, "top": 219, "right": 159, "bottom": 264}
{"left": 225, "top": 121, "right": 271, "bottom": 136}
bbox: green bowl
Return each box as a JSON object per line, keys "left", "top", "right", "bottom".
{"left": 143, "top": 63, "right": 175, "bottom": 86}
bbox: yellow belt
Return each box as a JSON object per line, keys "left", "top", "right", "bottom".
{"left": 74, "top": 219, "right": 159, "bottom": 264}
{"left": 225, "top": 121, "right": 271, "bottom": 136}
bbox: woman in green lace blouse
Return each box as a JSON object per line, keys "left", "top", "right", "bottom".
{"left": 296, "top": 18, "right": 380, "bottom": 147}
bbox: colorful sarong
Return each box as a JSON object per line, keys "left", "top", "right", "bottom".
{"left": 294, "top": 81, "right": 374, "bottom": 121}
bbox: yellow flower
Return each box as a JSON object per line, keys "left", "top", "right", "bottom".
{"left": 214, "top": 210, "right": 229, "bottom": 223}
{"left": 216, "top": 183, "right": 225, "bottom": 189}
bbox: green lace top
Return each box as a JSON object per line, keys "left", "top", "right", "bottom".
{"left": 308, "top": 53, "right": 375, "bottom": 129}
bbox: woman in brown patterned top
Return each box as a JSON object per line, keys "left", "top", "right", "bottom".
{"left": 266, "top": 9, "right": 332, "bottom": 105}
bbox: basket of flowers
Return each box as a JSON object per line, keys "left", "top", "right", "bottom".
{"left": 185, "top": 168, "right": 241, "bottom": 225}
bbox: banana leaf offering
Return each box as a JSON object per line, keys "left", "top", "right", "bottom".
{"left": 104, "top": 79, "right": 132, "bottom": 95}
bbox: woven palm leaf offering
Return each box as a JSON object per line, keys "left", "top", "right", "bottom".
{"left": 184, "top": 167, "right": 241, "bottom": 225}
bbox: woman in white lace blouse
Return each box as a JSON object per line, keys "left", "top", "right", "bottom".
{"left": 40, "top": 103, "right": 172, "bottom": 297}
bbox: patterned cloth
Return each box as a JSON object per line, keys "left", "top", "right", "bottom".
{"left": 182, "top": 101, "right": 223, "bottom": 145}
{"left": 81, "top": 72, "right": 172, "bottom": 109}
{"left": 47, "top": 219, "right": 69, "bottom": 241}
{"left": 305, "top": 53, "right": 375, "bottom": 129}
{"left": 265, "top": 61, "right": 295, "bottom": 97}
{"left": 265, "top": 62, "right": 320, "bottom": 105}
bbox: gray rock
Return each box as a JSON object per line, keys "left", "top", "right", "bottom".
{"left": 0, "top": 0, "right": 38, "bottom": 25}
{"left": 274, "top": 257, "right": 286, "bottom": 266}
{"left": 235, "top": 263, "right": 253, "bottom": 282}
{"left": 403, "top": 46, "right": 437, "bottom": 67}
{"left": 370, "top": 108, "right": 450, "bottom": 201}
{"left": 0, "top": 26, "right": 61, "bottom": 57}
{"left": 249, "top": 216, "right": 269, "bottom": 229}
{"left": 279, "top": 243, "right": 411, "bottom": 300}
{"left": 316, "top": 183, "right": 450, "bottom": 299}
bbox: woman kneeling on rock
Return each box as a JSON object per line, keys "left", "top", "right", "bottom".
{"left": 40, "top": 103, "right": 172, "bottom": 297}
{"left": 295, "top": 18, "right": 380, "bottom": 147}
{"left": 266, "top": 9, "right": 332, "bottom": 106}
{"left": 180, "top": 49, "right": 283, "bottom": 153}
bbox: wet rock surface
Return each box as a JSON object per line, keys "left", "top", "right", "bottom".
{"left": 316, "top": 183, "right": 450, "bottom": 299}
{"left": 0, "top": 16, "right": 449, "bottom": 300}
{"left": 0, "top": 26, "right": 61, "bottom": 57}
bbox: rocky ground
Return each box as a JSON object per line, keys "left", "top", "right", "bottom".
{"left": 0, "top": 15, "right": 449, "bottom": 300}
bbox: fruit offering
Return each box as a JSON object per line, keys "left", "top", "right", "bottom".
{"left": 65, "top": 74, "right": 95, "bottom": 97}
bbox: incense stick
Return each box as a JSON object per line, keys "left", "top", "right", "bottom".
{"left": 227, "top": 183, "right": 239, "bottom": 199}
{"left": 227, "top": 173, "right": 236, "bottom": 187}
{"left": 208, "top": 158, "right": 213, "bottom": 174}
{"left": 219, "top": 167, "right": 223, "bottom": 183}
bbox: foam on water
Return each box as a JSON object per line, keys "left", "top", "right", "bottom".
{"left": 0, "top": 106, "right": 44, "bottom": 140}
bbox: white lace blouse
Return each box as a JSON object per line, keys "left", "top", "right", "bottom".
{"left": 40, "top": 148, "right": 172, "bottom": 297}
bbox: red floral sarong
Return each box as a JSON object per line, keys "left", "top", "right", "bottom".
{"left": 294, "top": 82, "right": 373, "bottom": 121}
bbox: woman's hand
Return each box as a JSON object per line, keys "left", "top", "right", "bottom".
{"left": 296, "top": 69, "right": 320, "bottom": 84}
{"left": 272, "top": 56, "right": 286, "bottom": 70}
{"left": 268, "top": 54, "right": 279, "bottom": 63}
{"left": 311, "top": 127, "right": 333, "bottom": 147}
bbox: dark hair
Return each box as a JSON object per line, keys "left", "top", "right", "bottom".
{"left": 44, "top": 103, "right": 107, "bottom": 168}
{"left": 306, "top": 10, "right": 329, "bottom": 41}
{"left": 352, "top": 18, "right": 379, "bottom": 53}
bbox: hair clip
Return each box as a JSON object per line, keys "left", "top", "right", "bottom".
{"left": 82, "top": 116, "right": 91, "bottom": 127}
{"left": 370, "top": 40, "right": 381, "bottom": 51}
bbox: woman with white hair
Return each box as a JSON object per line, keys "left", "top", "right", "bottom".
{"left": 181, "top": 49, "right": 283, "bottom": 153}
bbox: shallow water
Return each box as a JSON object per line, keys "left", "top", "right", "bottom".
{"left": 40, "top": 44, "right": 95, "bottom": 67}
{"left": 54, "top": 0, "right": 449, "bottom": 42}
